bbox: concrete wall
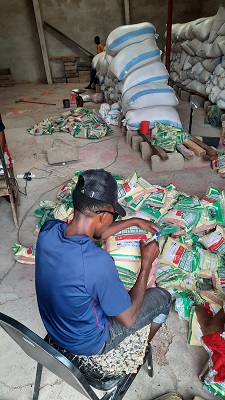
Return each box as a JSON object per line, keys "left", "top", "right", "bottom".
{"left": 0, "top": 0, "right": 223, "bottom": 83}
{"left": 0, "top": 0, "right": 45, "bottom": 83}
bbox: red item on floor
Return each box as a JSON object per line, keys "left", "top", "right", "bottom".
{"left": 202, "top": 331, "right": 225, "bottom": 383}
{"left": 140, "top": 120, "right": 150, "bottom": 135}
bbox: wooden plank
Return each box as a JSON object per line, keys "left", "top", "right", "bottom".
{"left": 138, "top": 131, "right": 169, "bottom": 160}
{"left": 188, "top": 136, "right": 217, "bottom": 156}
{"left": 124, "top": 0, "right": 130, "bottom": 24}
{"left": 32, "top": 0, "right": 52, "bottom": 84}
{"left": 184, "top": 139, "right": 206, "bottom": 156}
{"left": 176, "top": 143, "right": 194, "bottom": 159}
{"left": 202, "top": 154, "right": 218, "bottom": 161}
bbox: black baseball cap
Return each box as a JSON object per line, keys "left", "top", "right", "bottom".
{"left": 73, "top": 169, "right": 126, "bottom": 217}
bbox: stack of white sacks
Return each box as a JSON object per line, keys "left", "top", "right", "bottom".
{"left": 169, "top": 5, "right": 225, "bottom": 109}
{"left": 92, "top": 22, "right": 181, "bottom": 130}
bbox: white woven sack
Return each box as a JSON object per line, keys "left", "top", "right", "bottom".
{"left": 186, "top": 80, "right": 207, "bottom": 95}
{"left": 180, "top": 70, "right": 188, "bottom": 80}
{"left": 192, "top": 62, "right": 204, "bottom": 79}
{"left": 202, "top": 57, "right": 221, "bottom": 72}
{"left": 180, "top": 51, "right": 188, "bottom": 69}
{"left": 196, "top": 41, "right": 211, "bottom": 58}
{"left": 173, "top": 62, "right": 181, "bottom": 75}
{"left": 115, "top": 82, "right": 120, "bottom": 93}
{"left": 105, "top": 22, "right": 156, "bottom": 56}
{"left": 189, "top": 56, "right": 199, "bottom": 66}
{"left": 185, "top": 21, "right": 196, "bottom": 40}
{"left": 125, "top": 105, "right": 182, "bottom": 130}
{"left": 183, "top": 56, "right": 192, "bottom": 71}
{"left": 92, "top": 52, "right": 106, "bottom": 69}
{"left": 171, "top": 42, "right": 182, "bottom": 53}
{"left": 105, "top": 53, "right": 113, "bottom": 64}
{"left": 179, "top": 23, "right": 190, "bottom": 40}
{"left": 212, "top": 74, "right": 218, "bottom": 86}
{"left": 198, "top": 69, "right": 212, "bottom": 84}
{"left": 98, "top": 75, "right": 105, "bottom": 85}
{"left": 208, "top": 6, "right": 225, "bottom": 43}
{"left": 118, "top": 61, "right": 168, "bottom": 95}
{"left": 209, "top": 85, "right": 221, "bottom": 103}
{"left": 218, "top": 39, "right": 225, "bottom": 55}
{"left": 122, "top": 82, "right": 178, "bottom": 113}
{"left": 188, "top": 38, "right": 202, "bottom": 55}
{"left": 100, "top": 59, "right": 109, "bottom": 75}
{"left": 104, "top": 76, "right": 113, "bottom": 87}
{"left": 181, "top": 40, "right": 195, "bottom": 56}
{"left": 218, "top": 22, "right": 225, "bottom": 35}
{"left": 108, "top": 39, "right": 161, "bottom": 81}
{"left": 218, "top": 75, "right": 225, "bottom": 90}
{"left": 96, "top": 55, "right": 108, "bottom": 76}
{"left": 205, "top": 82, "right": 213, "bottom": 94}
{"left": 182, "top": 78, "right": 192, "bottom": 86}
{"left": 187, "top": 70, "right": 195, "bottom": 79}
{"left": 171, "top": 23, "right": 183, "bottom": 41}
{"left": 206, "top": 36, "right": 224, "bottom": 58}
{"left": 192, "top": 17, "right": 214, "bottom": 41}
{"left": 215, "top": 63, "right": 225, "bottom": 76}
{"left": 170, "top": 72, "right": 181, "bottom": 83}
{"left": 217, "top": 89, "right": 225, "bottom": 108}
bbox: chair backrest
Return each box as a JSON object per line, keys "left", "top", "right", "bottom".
{"left": 0, "top": 312, "right": 99, "bottom": 400}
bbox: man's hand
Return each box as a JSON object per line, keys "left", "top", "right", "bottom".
{"left": 140, "top": 239, "right": 159, "bottom": 268}
{"left": 135, "top": 218, "right": 159, "bottom": 234}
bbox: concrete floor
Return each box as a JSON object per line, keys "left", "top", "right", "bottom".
{"left": 0, "top": 83, "right": 224, "bottom": 400}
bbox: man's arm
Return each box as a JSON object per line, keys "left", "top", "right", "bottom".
{"left": 101, "top": 217, "right": 159, "bottom": 239}
{"left": 114, "top": 240, "right": 159, "bottom": 328}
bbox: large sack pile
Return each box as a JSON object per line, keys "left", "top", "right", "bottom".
{"left": 93, "top": 22, "right": 181, "bottom": 130}
{"left": 169, "top": 6, "right": 225, "bottom": 108}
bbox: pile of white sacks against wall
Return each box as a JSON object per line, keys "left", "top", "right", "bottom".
{"left": 92, "top": 22, "right": 182, "bottom": 130}
{"left": 169, "top": 5, "right": 225, "bottom": 109}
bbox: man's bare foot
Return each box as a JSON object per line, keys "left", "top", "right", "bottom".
{"left": 195, "top": 305, "right": 225, "bottom": 336}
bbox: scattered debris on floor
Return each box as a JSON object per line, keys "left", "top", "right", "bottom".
{"left": 27, "top": 107, "right": 113, "bottom": 139}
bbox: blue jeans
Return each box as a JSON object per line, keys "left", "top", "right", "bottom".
{"left": 99, "top": 287, "right": 171, "bottom": 354}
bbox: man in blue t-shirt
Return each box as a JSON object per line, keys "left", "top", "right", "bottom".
{"left": 35, "top": 169, "right": 171, "bottom": 356}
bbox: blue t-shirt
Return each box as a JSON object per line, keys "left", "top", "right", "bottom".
{"left": 35, "top": 219, "right": 131, "bottom": 356}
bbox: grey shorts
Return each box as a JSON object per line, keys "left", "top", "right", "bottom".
{"left": 98, "top": 287, "right": 171, "bottom": 355}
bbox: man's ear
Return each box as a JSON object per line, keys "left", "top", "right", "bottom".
{"left": 98, "top": 212, "right": 107, "bottom": 223}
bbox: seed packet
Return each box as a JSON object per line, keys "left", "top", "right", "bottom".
{"left": 173, "top": 194, "right": 204, "bottom": 212}
{"left": 53, "top": 202, "right": 74, "bottom": 222}
{"left": 173, "top": 291, "right": 194, "bottom": 320}
{"left": 212, "top": 266, "right": 225, "bottom": 292}
{"left": 160, "top": 237, "right": 199, "bottom": 273}
{"left": 71, "top": 124, "right": 88, "bottom": 138}
{"left": 162, "top": 209, "right": 201, "bottom": 233}
{"left": 12, "top": 244, "right": 36, "bottom": 265}
{"left": 199, "top": 225, "right": 225, "bottom": 254}
{"left": 140, "top": 198, "right": 174, "bottom": 222}
{"left": 195, "top": 248, "right": 225, "bottom": 278}
{"left": 117, "top": 172, "right": 139, "bottom": 200}
{"left": 193, "top": 208, "right": 217, "bottom": 233}
{"left": 144, "top": 186, "right": 168, "bottom": 207}
{"left": 154, "top": 264, "right": 186, "bottom": 284}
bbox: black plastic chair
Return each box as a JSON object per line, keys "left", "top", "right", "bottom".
{"left": 0, "top": 312, "right": 153, "bottom": 400}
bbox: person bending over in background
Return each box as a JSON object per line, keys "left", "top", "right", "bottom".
{"left": 85, "top": 36, "right": 104, "bottom": 90}
{"left": 35, "top": 169, "right": 171, "bottom": 357}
